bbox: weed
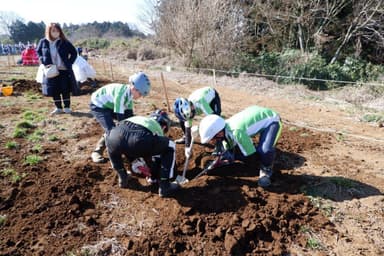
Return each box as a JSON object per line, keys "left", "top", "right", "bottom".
{"left": 289, "top": 126, "right": 298, "bottom": 131}
{"left": 22, "top": 110, "right": 44, "bottom": 122}
{"left": 299, "top": 225, "right": 310, "bottom": 233}
{"left": 11, "top": 172, "right": 27, "bottom": 183}
{"left": 0, "top": 168, "right": 26, "bottom": 183}
{"left": 48, "top": 135, "right": 59, "bottom": 141}
{"left": 25, "top": 91, "right": 42, "bottom": 100}
{"left": 32, "top": 144, "right": 43, "bottom": 153}
{"left": 361, "top": 113, "right": 384, "bottom": 123}
{"left": 0, "top": 215, "right": 6, "bottom": 226}
{"left": 5, "top": 141, "right": 18, "bottom": 149}
{"left": 12, "top": 127, "right": 27, "bottom": 138}
{"left": 15, "top": 120, "right": 35, "bottom": 129}
{"left": 0, "top": 168, "right": 16, "bottom": 177}
{"left": 24, "top": 154, "right": 42, "bottom": 165}
{"left": 306, "top": 237, "right": 321, "bottom": 250}
{"left": 300, "top": 133, "right": 309, "bottom": 137}
{"left": 27, "top": 129, "right": 45, "bottom": 142}
{"left": 336, "top": 133, "right": 345, "bottom": 142}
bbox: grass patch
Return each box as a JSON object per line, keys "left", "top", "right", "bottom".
{"left": 306, "top": 237, "right": 321, "bottom": 250}
{"left": 335, "top": 133, "right": 345, "bottom": 142}
{"left": 0, "top": 168, "right": 26, "bottom": 183}
{"left": 361, "top": 113, "right": 384, "bottom": 123}
{"left": 12, "top": 127, "right": 28, "bottom": 138}
{"left": 48, "top": 135, "right": 59, "bottom": 141}
{"left": 27, "top": 129, "right": 45, "bottom": 142}
{"left": 5, "top": 141, "right": 18, "bottom": 149}
{"left": 24, "top": 154, "right": 43, "bottom": 165}
{"left": 22, "top": 110, "right": 45, "bottom": 122}
{"left": 32, "top": 144, "right": 43, "bottom": 153}
{"left": 16, "top": 120, "right": 35, "bottom": 129}
{"left": 24, "top": 91, "right": 43, "bottom": 100}
{"left": 0, "top": 215, "right": 6, "bottom": 226}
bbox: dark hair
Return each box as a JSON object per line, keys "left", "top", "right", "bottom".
{"left": 45, "top": 23, "right": 67, "bottom": 41}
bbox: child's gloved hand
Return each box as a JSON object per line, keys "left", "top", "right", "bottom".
{"left": 131, "top": 158, "right": 152, "bottom": 177}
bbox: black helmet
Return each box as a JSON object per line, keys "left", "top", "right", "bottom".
{"left": 150, "top": 109, "right": 171, "bottom": 134}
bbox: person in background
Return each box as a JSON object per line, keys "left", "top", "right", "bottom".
{"left": 89, "top": 72, "right": 151, "bottom": 163}
{"left": 106, "top": 110, "right": 180, "bottom": 197}
{"left": 173, "top": 86, "right": 221, "bottom": 158}
{"left": 36, "top": 23, "right": 77, "bottom": 115}
{"left": 198, "top": 105, "right": 282, "bottom": 187}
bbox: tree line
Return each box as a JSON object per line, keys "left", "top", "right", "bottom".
{"left": 152, "top": 0, "right": 384, "bottom": 88}
{"left": 0, "top": 16, "right": 145, "bottom": 45}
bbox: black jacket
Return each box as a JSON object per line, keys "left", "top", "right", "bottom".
{"left": 36, "top": 38, "right": 77, "bottom": 70}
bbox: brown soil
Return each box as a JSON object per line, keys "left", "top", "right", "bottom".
{"left": 0, "top": 77, "right": 383, "bottom": 255}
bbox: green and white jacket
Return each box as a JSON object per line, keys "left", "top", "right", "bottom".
{"left": 91, "top": 83, "right": 133, "bottom": 114}
{"left": 223, "top": 105, "right": 280, "bottom": 156}
{"left": 125, "top": 116, "right": 164, "bottom": 136}
{"left": 185, "top": 86, "right": 216, "bottom": 128}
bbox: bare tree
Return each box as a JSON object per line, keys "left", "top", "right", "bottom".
{"left": 0, "top": 11, "right": 22, "bottom": 35}
{"left": 330, "top": 0, "right": 384, "bottom": 64}
{"left": 153, "top": 0, "right": 245, "bottom": 68}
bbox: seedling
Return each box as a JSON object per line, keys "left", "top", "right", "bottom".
{"left": 22, "top": 110, "right": 44, "bottom": 122}
{"left": 27, "top": 129, "right": 45, "bottom": 142}
{"left": 0, "top": 168, "right": 26, "bottom": 184}
{"left": 12, "top": 127, "right": 28, "bottom": 138}
{"left": 32, "top": 144, "right": 43, "bottom": 153}
{"left": 24, "top": 154, "right": 42, "bottom": 165}
{"left": 48, "top": 135, "right": 59, "bottom": 141}
{"left": 16, "top": 120, "right": 35, "bottom": 129}
{"left": 0, "top": 215, "right": 6, "bottom": 226}
{"left": 5, "top": 141, "right": 18, "bottom": 149}
{"left": 306, "top": 237, "right": 321, "bottom": 250}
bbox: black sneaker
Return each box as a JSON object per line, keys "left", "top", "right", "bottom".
{"left": 158, "top": 180, "right": 180, "bottom": 197}
{"left": 116, "top": 169, "right": 132, "bottom": 188}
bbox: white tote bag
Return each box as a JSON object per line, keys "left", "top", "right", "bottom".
{"left": 43, "top": 64, "right": 59, "bottom": 78}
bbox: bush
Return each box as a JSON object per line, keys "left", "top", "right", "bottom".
{"left": 235, "top": 49, "right": 384, "bottom": 90}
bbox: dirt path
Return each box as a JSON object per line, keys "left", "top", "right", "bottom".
{"left": 0, "top": 76, "right": 383, "bottom": 255}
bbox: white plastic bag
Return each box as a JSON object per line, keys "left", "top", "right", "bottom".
{"left": 36, "top": 64, "right": 45, "bottom": 83}
{"left": 72, "top": 56, "right": 96, "bottom": 82}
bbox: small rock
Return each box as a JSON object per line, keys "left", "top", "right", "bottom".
{"left": 214, "top": 227, "right": 225, "bottom": 239}
{"left": 224, "top": 233, "right": 237, "bottom": 252}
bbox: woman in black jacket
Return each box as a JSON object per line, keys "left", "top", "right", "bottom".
{"left": 37, "top": 23, "right": 77, "bottom": 115}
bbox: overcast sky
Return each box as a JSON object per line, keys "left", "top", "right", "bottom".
{"left": 1, "top": 0, "right": 153, "bottom": 32}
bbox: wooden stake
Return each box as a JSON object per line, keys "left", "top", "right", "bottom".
{"left": 160, "top": 72, "right": 171, "bottom": 112}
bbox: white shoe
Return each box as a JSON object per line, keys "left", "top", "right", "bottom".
{"left": 50, "top": 108, "right": 63, "bottom": 115}
{"left": 91, "top": 151, "right": 105, "bottom": 163}
{"left": 64, "top": 108, "right": 72, "bottom": 114}
{"left": 258, "top": 166, "right": 273, "bottom": 187}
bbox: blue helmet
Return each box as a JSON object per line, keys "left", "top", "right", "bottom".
{"left": 129, "top": 71, "right": 151, "bottom": 96}
{"left": 173, "top": 97, "right": 195, "bottom": 121}
{"left": 150, "top": 109, "right": 171, "bottom": 133}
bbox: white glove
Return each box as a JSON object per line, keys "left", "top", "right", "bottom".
{"left": 131, "top": 158, "right": 151, "bottom": 177}
{"left": 191, "top": 125, "right": 199, "bottom": 139}
{"left": 185, "top": 147, "right": 192, "bottom": 159}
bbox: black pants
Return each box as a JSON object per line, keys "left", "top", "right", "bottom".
{"left": 106, "top": 121, "right": 176, "bottom": 179}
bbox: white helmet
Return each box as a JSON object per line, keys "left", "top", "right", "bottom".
{"left": 199, "top": 114, "right": 226, "bottom": 144}
{"left": 129, "top": 71, "right": 151, "bottom": 96}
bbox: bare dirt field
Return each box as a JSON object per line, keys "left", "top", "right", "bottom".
{"left": 0, "top": 66, "right": 383, "bottom": 255}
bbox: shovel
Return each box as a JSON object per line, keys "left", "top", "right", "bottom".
{"left": 175, "top": 136, "right": 194, "bottom": 185}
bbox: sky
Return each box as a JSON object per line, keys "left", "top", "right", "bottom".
{"left": 1, "top": 0, "right": 153, "bottom": 33}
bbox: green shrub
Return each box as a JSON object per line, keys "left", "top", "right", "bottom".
{"left": 24, "top": 154, "right": 42, "bottom": 165}
{"left": 13, "top": 128, "right": 28, "bottom": 138}
{"left": 5, "top": 141, "right": 18, "bottom": 149}
{"left": 16, "top": 121, "right": 35, "bottom": 129}
{"left": 22, "top": 111, "right": 44, "bottom": 122}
